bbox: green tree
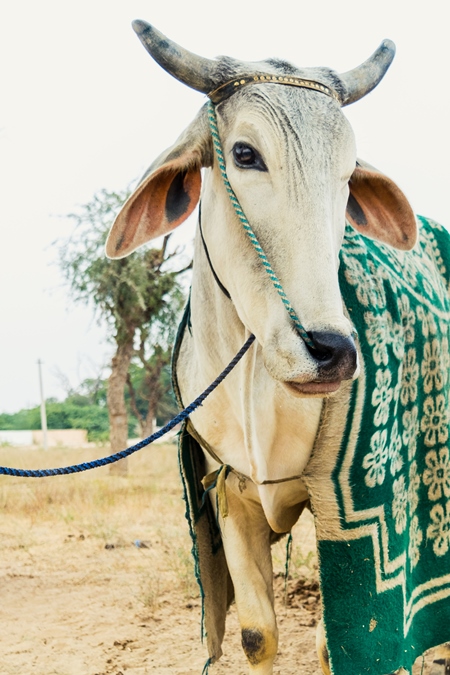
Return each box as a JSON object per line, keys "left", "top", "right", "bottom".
{"left": 57, "top": 188, "right": 187, "bottom": 471}
{"left": 0, "top": 370, "right": 179, "bottom": 443}
{"left": 0, "top": 396, "right": 111, "bottom": 443}
{"left": 126, "top": 356, "right": 178, "bottom": 437}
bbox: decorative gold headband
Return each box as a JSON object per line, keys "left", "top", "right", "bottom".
{"left": 208, "top": 73, "right": 341, "bottom": 104}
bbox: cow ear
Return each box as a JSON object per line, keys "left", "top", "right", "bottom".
{"left": 346, "top": 159, "right": 417, "bottom": 250}
{"left": 106, "top": 104, "right": 212, "bottom": 259}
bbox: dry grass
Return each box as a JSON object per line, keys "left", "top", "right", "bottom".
{"left": 0, "top": 441, "right": 197, "bottom": 596}
{"left": 0, "top": 445, "right": 436, "bottom": 675}
{"left": 0, "top": 442, "right": 317, "bottom": 581}
{"left": 0, "top": 442, "right": 180, "bottom": 519}
{"left": 0, "top": 442, "right": 322, "bottom": 674}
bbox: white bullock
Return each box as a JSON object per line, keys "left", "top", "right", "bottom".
{"left": 106, "top": 21, "right": 450, "bottom": 675}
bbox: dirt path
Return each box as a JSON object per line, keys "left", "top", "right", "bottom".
{"left": 0, "top": 445, "right": 435, "bottom": 674}
{"left": 0, "top": 510, "right": 321, "bottom": 674}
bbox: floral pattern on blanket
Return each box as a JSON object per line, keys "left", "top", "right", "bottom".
{"left": 341, "top": 217, "right": 450, "bottom": 572}
{"left": 311, "top": 216, "right": 450, "bottom": 675}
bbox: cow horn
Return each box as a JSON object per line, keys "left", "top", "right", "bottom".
{"left": 132, "top": 20, "right": 219, "bottom": 94}
{"left": 339, "top": 40, "right": 396, "bottom": 106}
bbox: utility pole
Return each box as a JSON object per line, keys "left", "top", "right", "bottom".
{"left": 37, "top": 359, "right": 48, "bottom": 450}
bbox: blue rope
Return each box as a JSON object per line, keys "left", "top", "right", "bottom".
{"left": 207, "top": 101, "right": 314, "bottom": 349}
{"left": 0, "top": 335, "right": 255, "bottom": 478}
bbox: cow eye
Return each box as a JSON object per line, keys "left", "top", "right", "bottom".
{"left": 233, "top": 143, "right": 267, "bottom": 171}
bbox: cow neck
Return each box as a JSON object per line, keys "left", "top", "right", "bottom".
{"left": 189, "top": 419, "right": 305, "bottom": 522}
{"left": 172, "top": 301, "right": 307, "bottom": 523}
{"left": 198, "top": 203, "right": 231, "bottom": 300}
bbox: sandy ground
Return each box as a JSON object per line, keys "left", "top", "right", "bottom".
{"left": 0, "top": 444, "right": 436, "bottom": 675}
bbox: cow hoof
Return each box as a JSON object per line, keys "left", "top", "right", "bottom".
{"left": 241, "top": 628, "right": 277, "bottom": 670}
{"left": 430, "top": 658, "right": 450, "bottom": 675}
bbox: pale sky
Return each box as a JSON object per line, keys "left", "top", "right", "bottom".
{"left": 1, "top": 0, "right": 448, "bottom": 413}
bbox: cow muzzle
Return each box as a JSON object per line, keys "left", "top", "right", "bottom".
{"left": 284, "top": 331, "right": 358, "bottom": 396}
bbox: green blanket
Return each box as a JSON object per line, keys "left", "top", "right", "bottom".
{"left": 175, "top": 215, "right": 450, "bottom": 674}
{"left": 172, "top": 307, "right": 234, "bottom": 664}
{"left": 304, "top": 215, "right": 450, "bottom": 674}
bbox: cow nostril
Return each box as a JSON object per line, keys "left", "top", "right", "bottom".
{"left": 306, "top": 343, "right": 332, "bottom": 363}
{"left": 305, "top": 332, "right": 333, "bottom": 363}
{"left": 304, "top": 330, "right": 358, "bottom": 380}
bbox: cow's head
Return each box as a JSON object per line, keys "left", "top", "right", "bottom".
{"left": 106, "top": 22, "right": 417, "bottom": 396}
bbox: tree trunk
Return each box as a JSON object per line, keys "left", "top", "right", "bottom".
{"left": 127, "top": 373, "right": 145, "bottom": 437}
{"left": 141, "top": 400, "right": 157, "bottom": 438}
{"left": 107, "top": 338, "right": 134, "bottom": 475}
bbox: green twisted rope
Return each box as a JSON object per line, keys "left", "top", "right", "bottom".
{"left": 207, "top": 101, "right": 314, "bottom": 349}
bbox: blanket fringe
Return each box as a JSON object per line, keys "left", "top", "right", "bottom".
{"left": 202, "top": 656, "right": 214, "bottom": 674}
{"left": 284, "top": 531, "right": 293, "bottom": 605}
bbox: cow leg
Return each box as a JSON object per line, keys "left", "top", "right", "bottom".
{"left": 430, "top": 643, "right": 450, "bottom": 675}
{"left": 217, "top": 479, "right": 277, "bottom": 674}
{"left": 316, "top": 619, "right": 331, "bottom": 675}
